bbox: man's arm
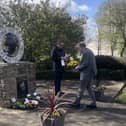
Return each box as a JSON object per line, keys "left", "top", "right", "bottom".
{"left": 78, "top": 52, "right": 89, "bottom": 71}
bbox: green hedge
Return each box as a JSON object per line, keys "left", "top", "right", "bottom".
{"left": 36, "top": 69, "right": 125, "bottom": 81}
{"left": 36, "top": 55, "right": 126, "bottom": 71}
{"left": 97, "top": 69, "right": 125, "bottom": 81}
{"left": 96, "top": 55, "right": 126, "bottom": 69}
{"left": 36, "top": 58, "right": 52, "bottom": 73}
{"left": 36, "top": 71, "right": 80, "bottom": 80}
{"left": 116, "top": 92, "right": 126, "bottom": 104}
{"left": 36, "top": 55, "right": 126, "bottom": 81}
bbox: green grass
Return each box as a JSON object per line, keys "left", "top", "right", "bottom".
{"left": 0, "top": 107, "right": 3, "bottom": 111}
{"left": 116, "top": 92, "right": 126, "bottom": 104}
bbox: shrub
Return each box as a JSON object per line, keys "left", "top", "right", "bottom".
{"left": 97, "top": 69, "right": 125, "bottom": 81}
{"left": 36, "top": 55, "right": 126, "bottom": 81}
{"left": 36, "top": 71, "right": 80, "bottom": 80}
{"left": 96, "top": 55, "right": 126, "bottom": 69}
{"left": 116, "top": 92, "right": 126, "bottom": 104}
{"left": 36, "top": 58, "right": 52, "bottom": 73}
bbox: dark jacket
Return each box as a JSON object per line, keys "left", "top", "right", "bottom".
{"left": 78, "top": 48, "right": 97, "bottom": 80}
{"left": 52, "top": 47, "right": 65, "bottom": 72}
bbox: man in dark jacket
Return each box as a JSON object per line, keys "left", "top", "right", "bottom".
{"left": 52, "top": 42, "right": 65, "bottom": 95}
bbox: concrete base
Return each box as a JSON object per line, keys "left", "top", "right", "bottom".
{"left": 0, "top": 62, "right": 36, "bottom": 104}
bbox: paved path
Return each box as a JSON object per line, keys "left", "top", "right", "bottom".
{"left": 0, "top": 102, "right": 126, "bottom": 126}
{"left": 0, "top": 80, "right": 126, "bottom": 126}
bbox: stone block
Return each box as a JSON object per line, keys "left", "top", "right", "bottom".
{"left": 0, "top": 62, "right": 36, "bottom": 104}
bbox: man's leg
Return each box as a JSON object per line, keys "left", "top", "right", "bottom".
{"left": 71, "top": 79, "right": 89, "bottom": 107}
{"left": 54, "top": 71, "right": 60, "bottom": 95}
{"left": 87, "top": 78, "right": 97, "bottom": 108}
{"left": 54, "top": 71, "right": 63, "bottom": 95}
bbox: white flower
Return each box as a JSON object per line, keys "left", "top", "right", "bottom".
{"left": 33, "top": 92, "right": 37, "bottom": 96}
{"left": 11, "top": 97, "right": 16, "bottom": 103}
{"left": 70, "top": 57, "right": 74, "bottom": 61}
{"left": 36, "top": 96, "right": 41, "bottom": 100}
{"left": 27, "top": 94, "right": 31, "bottom": 97}
{"left": 24, "top": 98, "right": 30, "bottom": 104}
{"left": 31, "top": 100, "right": 39, "bottom": 105}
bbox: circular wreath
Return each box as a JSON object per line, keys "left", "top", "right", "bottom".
{"left": 0, "top": 27, "right": 24, "bottom": 63}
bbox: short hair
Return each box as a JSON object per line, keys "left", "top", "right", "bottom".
{"left": 79, "top": 42, "right": 86, "bottom": 48}
{"left": 56, "top": 40, "right": 64, "bottom": 45}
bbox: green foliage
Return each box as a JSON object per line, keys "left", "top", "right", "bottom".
{"left": 36, "top": 57, "right": 52, "bottom": 73}
{"left": 96, "top": 55, "right": 126, "bottom": 81}
{"left": 97, "top": 69, "right": 125, "bottom": 81}
{"left": 36, "top": 56, "right": 126, "bottom": 81}
{"left": 0, "top": 0, "right": 86, "bottom": 62}
{"left": 116, "top": 92, "right": 126, "bottom": 104}
{"left": 96, "top": 55, "right": 126, "bottom": 69}
{"left": 96, "top": 0, "right": 126, "bottom": 57}
{"left": 36, "top": 70, "right": 80, "bottom": 80}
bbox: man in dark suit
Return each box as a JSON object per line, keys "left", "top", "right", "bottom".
{"left": 52, "top": 41, "right": 65, "bottom": 95}
{"left": 71, "top": 42, "right": 97, "bottom": 109}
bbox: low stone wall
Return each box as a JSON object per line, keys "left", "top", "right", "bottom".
{"left": 0, "top": 62, "right": 36, "bottom": 105}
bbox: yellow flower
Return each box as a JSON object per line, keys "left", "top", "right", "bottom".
{"left": 67, "top": 60, "right": 79, "bottom": 68}
{"left": 52, "top": 111, "right": 60, "bottom": 117}
{"left": 26, "top": 103, "right": 33, "bottom": 108}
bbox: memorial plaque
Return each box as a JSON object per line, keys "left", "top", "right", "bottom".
{"left": 17, "top": 78, "right": 28, "bottom": 98}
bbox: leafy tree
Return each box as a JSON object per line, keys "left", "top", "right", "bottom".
{"left": 96, "top": 0, "right": 126, "bottom": 57}
{"left": 0, "top": 0, "right": 86, "bottom": 62}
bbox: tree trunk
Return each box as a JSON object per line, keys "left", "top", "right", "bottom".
{"left": 120, "top": 37, "right": 126, "bottom": 57}
{"left": 111, "top": 46, "right": 114, "bottom": 56}
{"left": 120, "top": 41, "right": 126, "bottom": 57}
{"left": 97, "top": 36, "right": 102, "bottom": 56}
{"left": 120, "top": 46, "right": 125, "bottom": 57}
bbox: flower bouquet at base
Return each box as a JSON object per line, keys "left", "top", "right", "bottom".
{"left": 10, "top": 92, "right": 40, "bottom": 110}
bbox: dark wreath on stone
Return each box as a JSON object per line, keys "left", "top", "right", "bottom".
{"left": 0, "top": 27, "right": 24, "bottom": 63}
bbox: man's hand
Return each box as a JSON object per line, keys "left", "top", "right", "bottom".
{"left": 75, "top": 66, "right": 79, "bottom": 70}
{"left": 72, "top": 66, "right": 79, "bottom": 72}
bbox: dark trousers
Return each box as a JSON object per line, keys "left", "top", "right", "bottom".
{"left": 54, "top": 71, "right": 63, "bottom": 95}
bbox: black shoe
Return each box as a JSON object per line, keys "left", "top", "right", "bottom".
{"left": 70, "top": 103, "right": 81, "bottom": 109}
{"left": 86, "top": 105, "right": 97, "bottom": 109}
{"left": 59, "top": 92, "right": 65, "bottom": 97}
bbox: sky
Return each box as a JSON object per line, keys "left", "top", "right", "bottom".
{"left": 72, "top": 0, "right": 105, "bottom": 18}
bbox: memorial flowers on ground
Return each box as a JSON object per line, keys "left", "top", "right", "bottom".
{"left": 10, "top": 92, "right": 40, "bottom": 110}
